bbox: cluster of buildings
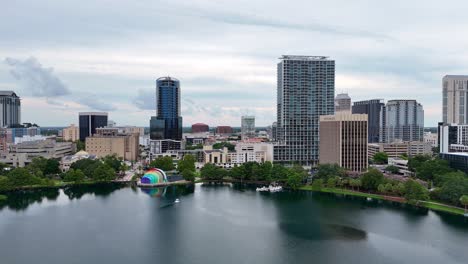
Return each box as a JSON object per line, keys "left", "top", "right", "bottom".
{"left": 6, "top": 54, "right": 468, "bottom": 176}
{"left": 438, "top": 75, "right": 468, "bottom": 173}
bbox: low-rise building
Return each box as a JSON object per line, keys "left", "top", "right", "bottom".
{"left": 368, "top": 141, "right": 431, "bottom": 160}
{"left": 388, "top": 158, "right": 411, "bottom": 176}
{"left": 85, "top": 128, "right": 139, "bottom": 161}
{"left": 227, "top": 142, "right": 274, "bottom": 164}
{"left": 0, "top": 139, "right": 76, "bottom": 167}
{"left": 62, "top": 124, "right": 79, "bottom": 142}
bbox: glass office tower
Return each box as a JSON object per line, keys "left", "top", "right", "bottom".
{"left": 150, "top": 77, "right": 182, "bottom": 140}
{"left": 78, "top": 112, "right": 108, "bottom": 141}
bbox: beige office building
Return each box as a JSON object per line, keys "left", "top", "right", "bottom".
{"left": 62, "top": 124, "right": 80, "bottom": 142}
{"left": 319, "top": 113, "right": 368, "bottom": 172}
{"left": 368, "top": 141, "right": 432, "bottom": 160}
{"left": 85, "top": 128, "right": 139, "bottom": 161}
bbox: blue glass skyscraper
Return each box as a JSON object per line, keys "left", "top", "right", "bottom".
{"left": 150, "top": 77, "right": 182, "bottom": 140}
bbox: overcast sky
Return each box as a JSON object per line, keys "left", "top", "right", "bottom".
{"left": 1, "top": 0, "right": 467, "bottom": 127}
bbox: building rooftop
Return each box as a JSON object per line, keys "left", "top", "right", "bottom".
{"left": 280, "top": 55, "right": 329, "bottom": 61}
{"left": 157, "top": 76, "right": 179, "bottom": 82}
{"left": 443, "top": 75, "right": 468, "bottom": 79}
{"left": 335, "top": 93, "right": 351, "bottom": 100}
{"left": 0, "top": 91, "right": 19, "bottom": 97}
{"left": 79, "top": 112, "right": 108, "bottom": 116}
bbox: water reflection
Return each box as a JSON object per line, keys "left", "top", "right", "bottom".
{"left": 278, "top": 221, "right": 367, "bottom": 241}
{"left": 140, "top": 184, "right": 194, "bottom": 208}
{"left": 0, "top": 183, "right": 126, "bottom": 211}
{"left": 63, "top": 183, "right": 125, "bottom": 200}
{"left": 0, "top": 188, "right": 60, "bottom": 211}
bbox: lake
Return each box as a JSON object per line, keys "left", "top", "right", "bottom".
{"left": 0, "top": 183, "right": 467, "bottom": 264}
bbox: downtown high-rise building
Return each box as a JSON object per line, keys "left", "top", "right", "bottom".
{"left": 442, "top": 75, "right": 468, "bottom": 124}
{"left": 352, "top": 99, "right": 384, "bottom": 143}
{"left": 274, "top": 55, "right": 335, "bottom": 166}
{"left": 334, "top": 93, "right": 351, "bottom": 112}
{"left": 78, "top": 112, "right": 108, "bottom": 141}
{"left": 0, "top": 91, "right": 21, "bottom": 128}
{"left": 150, "top": 77, "right": 182, "bottom": 140}
{"left": 241, "top": 115, "right": 255, "bottom": 140}
{"left": 380, "top": 100, "right": 424, "bottom": 143}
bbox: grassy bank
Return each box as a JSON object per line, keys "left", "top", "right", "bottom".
{"left": 0, "top": 194, "right": 6, "bottom": 201}
{"left": 299, "top": 186, "right": 466, "bottom": 216}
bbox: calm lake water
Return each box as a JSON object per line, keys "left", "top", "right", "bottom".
{"left": 1, "top": 183, "right": 467, "bottom": 264}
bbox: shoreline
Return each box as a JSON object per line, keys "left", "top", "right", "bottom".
{"left": 299, "top": 186, "right": 466, "bottom": 216}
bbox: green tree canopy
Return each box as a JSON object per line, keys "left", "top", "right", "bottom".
{"left": 102, "top": 154, "right": 123, "bottom": 172}
{"left": 385, "top": 165, "right": 399, "bottom": 174}
{"left": 150, "top": 156, "right": 175, "bottom": 171}
{"left": 178, "top": 154, "right": 196, "bottom": 173}
{"left": 44, "top": 159, "right": 61, "bottom": 175}
{"left": 7, "top": 168, "right": 42, "bottom": 187}
{"left": 403, "top": 179, "right": 429, "bottom": 204}
{"left": 287, "top": 172, "right": 302, "bottom": 190}
{"left": 415, "top": 158, "right": 452, "bottom": 181}
{"left": 75, "top": 140, "right": 85, "bottom": 151}
{"left": 361, "top": 168, "right": 385, "bottom": 191}
{"left": 181, "top": 169, "right": 196, "bottom": 182}
{"left": 212, "top": 142, "right": 235, "bottom": 151}
{"left": 70, "top": 158, "right": 101, "bottom": 178}
{"left": 92, "top": 163, "right": 116, "bottom": 181}
{"left": 460, "top": 195, "right": 468, "bottom": 213}
{"left": 407, "top": 155, "right": 431, "bottom": 172}
{"left": 64, "top": 169, "right": 85, "bottom": 183}
{"left": 437, "top": 172, "right": 468, "bottom": 205}
{"left": 315, "top": 163, "right": 345, "bottom": 180}
{"left": 373, "top": 152, "right": 388, "bottom": 164}
{"left": 200, "top": 163, "right": 225, "bottom": 180}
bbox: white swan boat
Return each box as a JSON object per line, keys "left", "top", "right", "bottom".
{"left": 256, "top": 185, "right": 283, "bottom": 192}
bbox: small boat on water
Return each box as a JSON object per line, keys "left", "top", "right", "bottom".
{"left": 256, "top": 185, "right": 283, "bottom": 192}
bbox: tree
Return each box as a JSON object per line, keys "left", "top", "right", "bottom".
{"left": 0, "top": 162, "right": 9, "bottom": 176}
{"left": 200, "top": 163, "right": 225, "bottom": 180}
{"left": 229, "top": 165, "right": 245, "bottom": 180}
{"left": 271, "top": 164, "right": 289, "bottom": 180}
{"left": 255, "top": 161, "right": 273, "bottom": 181}
{"left": 7, "top": 168, "right": 42, "bottom": 187}
{"left": 385, "top": 165, "right": 399, "bottom": 174}
{"left": 326, "top": 177, "right": 337, "bottom": 188}
{"left": 212, "top": 142, "right": 235, "bottom": 151}
{"left": 373, "top": 152, "right": 388, "bottom": 164}
{"left": 102, "top": 154, "right": 123, "bottom": 172}
{"left": 415, "top": 158, "right": 452, "bottom": 181}
{"left": 460, "top": 195, "right": 468, "bottom": 213}
{"left": 311, "top": 179, "right": 324, "bottom": 190}
{"left": 178, "top": 155, "right": 196, "bottom": 174}
{"left": 75, "top": 140, "right": 85, "bottom": 151}
{"left": 437, "top": 172, "right": 468, "bottom": 205}
{"left": 150, "top": 156, "right": 175, "bottom": 171}
{"left": 315, "top": 163, "right": 345, "bottom": 180}
{"left": 408, "top": 155, "right": 431, "bottom": 172}
{"left": 360, "top": 168, "right": 385, "bottom": 191}
{"left": 70, "top": 158, "right": 100, "bottom": 179}
{"left": 403, "top": 179, "right": 429, "bottom": 204}
{"left": 64, "top": 169, "right": 85, "bottom": 183}
{"left": 27, "top": 156, "right": 48, "bottom": 176}
{"left": 287, "top": 172, "right": 302, "bottom": 190}
{"left": 181, "top": 169, "right": 196, "bottom": 182}
{"left": 0, "top": 176, "right": 12, "bottom": 191}
{"left": 44, "top": 159, "right": 61, "bottom": 175}
{"left": 92, "top": 163, "right": 116, "bottom": 181}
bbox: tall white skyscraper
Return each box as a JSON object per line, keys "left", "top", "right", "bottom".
{"left": 443, "top": 75, "right": 468, "bottom": 124}
{"left": 275, "top": 55, "right": 335, "bottom": 166}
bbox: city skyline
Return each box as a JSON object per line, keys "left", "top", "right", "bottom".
{"left": 1, "top": 1, "right": 467, "bottom": 126}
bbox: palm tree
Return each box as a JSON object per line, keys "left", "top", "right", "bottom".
{"left": 460, "top": 195, "right": 468, "bottom": 213}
